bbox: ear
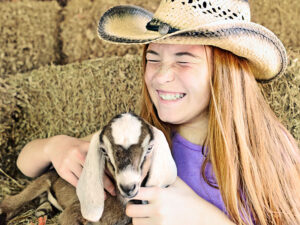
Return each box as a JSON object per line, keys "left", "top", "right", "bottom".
{"left": 146, "top": 126, "right": 177, "bottom": 187}
{"left": 76, "top": 130, "right": 105, "bottom": 222}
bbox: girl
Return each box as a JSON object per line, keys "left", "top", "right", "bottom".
{"left": 17, "top": 0, "right": 300, "bottom": 224}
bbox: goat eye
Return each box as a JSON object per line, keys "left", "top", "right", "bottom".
{"left": 146, "top": 144, "right": 154, "bottom": 154}
{"left": 100, "top": 147, "right": 107, "bottom": 156}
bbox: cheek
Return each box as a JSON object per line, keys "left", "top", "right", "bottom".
{"left": 180, "top": 69, "right": 211, "bottom": 100}
{"left": 145, "top": 64, "right": 154, "bottom": 77}
{"left": 195, "top": 77, "right": 211, "bottom": 104}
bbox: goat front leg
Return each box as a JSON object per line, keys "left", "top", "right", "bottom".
{"left": 59, "top": 199, "right": 89, "bottom": 225}
{"left": 96, "top": 195, "right": 131, "bottom": 225}
{"left": 0, "top": 171, "right": 59, "bottom": 220}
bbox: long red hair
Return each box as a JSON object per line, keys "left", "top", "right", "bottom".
{"left": 140, "top": 44, "right": 300, "bottom": 224}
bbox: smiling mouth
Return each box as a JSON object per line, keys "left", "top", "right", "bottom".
{"left": 157, "top": 90, "right": 186, "bottom": 101}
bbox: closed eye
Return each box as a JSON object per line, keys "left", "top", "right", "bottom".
{"left": 147, "top": 59, "right": 160, "bottom": 63}
{"left": 176, "top": 61, "right": 191, "bottom": 67}
{"left": 100, "top": 147, "right": 108, "bottom": 157}
{"left": 146, "top": 144, "right": 154, "bottom": 154}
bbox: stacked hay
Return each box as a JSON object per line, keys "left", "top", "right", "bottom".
{"left": 259, "top": 48, "right": 300, "bottom": 142}
{"left": 250, "top": 0, "right": 300, "bottom": 49}
{"left": 0, "top": 55, "right": 142, "bottom": 176}
{"left": 0, "top": 0, "right": 61, "bottom": 75}
{"left": 0, "top": 78, "right": 22, "bottom": 176}
{"left": 60, "top": 0, "right": 160, "bottom": 63}
{"left": 0, "top": 0, "right": 68, "bottom": 7}
{"left": 0, "top": 55, "right": 142, "bottom": 224}
{"left": 58, "top": 0, "right": 300, "bottom": 63}
{"left": 0, "top": 51, "right": 299, "bottom": 224}
{"left": 1, "top": 51, "right": 299, "bottom": 175}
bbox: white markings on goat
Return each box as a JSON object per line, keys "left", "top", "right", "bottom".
{"left": 142, "top": 134, "right": 151, "bottom": 149}
{"left": 102, "top": 135, "right": 117, "bottom": 169}
{"left": 47, "top": 190, "right": 63, "bottom": 211}
{"left": 111, "top": 113, "right": 142, "bottom": 149}
{"left": 116, "top": 165, "right": 141, "bottom": 188}
{"left": 141, "top": 134, "right": 152, "bottom": 161}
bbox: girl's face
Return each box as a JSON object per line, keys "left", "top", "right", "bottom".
{"left": 145, "top": 43, "right": 212, "bottom": 125}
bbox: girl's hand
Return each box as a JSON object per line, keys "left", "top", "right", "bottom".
{"left": 126, "top": 177, "right": 234, "bottom": 225}
{"left": 45, "top": 135, "right": 88, "bottom": 187}
{"left": 45, "top": 135, "right": 115, "bottom": 197}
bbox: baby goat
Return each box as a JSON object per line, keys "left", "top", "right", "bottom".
{"left": 0, "top": 112, "right": 177, "bottom": 225}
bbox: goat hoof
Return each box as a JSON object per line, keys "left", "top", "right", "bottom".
{"left": 0, "top": 211, "right": 7, "bottom": 225}
{"left": 0, "top": 203, "right": 13, "bottom": 222}
{"left": 35, "top": 201, "right": 53, "bottom": 218}
{"left": 60, "top": 217, "right": 89, "bottom": 225}
{"left": 76, "top": 218, "right": 89, "bottom": 225}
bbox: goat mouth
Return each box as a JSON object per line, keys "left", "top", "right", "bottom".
{"left": 122, "top": 191, "right": 138, "bottom": 199}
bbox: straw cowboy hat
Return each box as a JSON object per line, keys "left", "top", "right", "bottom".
{"left": 98, "top": 0, "right": 287, "bottom": 81}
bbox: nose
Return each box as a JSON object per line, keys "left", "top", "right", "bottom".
{"left": 155, "top": 63, "right": 175, "bottom": 84}
{"left": 120, "top": 184, "right": 137, "bottom": 197}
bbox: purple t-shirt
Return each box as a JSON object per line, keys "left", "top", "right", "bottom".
{"left": 172, "top": 133, "right": 227, "bottom": 213}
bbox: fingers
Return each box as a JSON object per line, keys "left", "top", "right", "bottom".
{"left": 126, "top": 203, "right": 153, "bottom": 218}
{"left": 132, "top": 217, "right": 153, "bottom": 225}
{"left": 57, "top": 151, "right": 84, "bottom": 186}
{"left": 73, "top": 143, "right": 88, "bottom": 167}
{"left": 67, "top": 144, "right": 87, "bottom": 179}
{"left": 69, "top": 160, "right": 83, "bottom": 179}
{"left": 63, "top": 171, "right": 79, "bottom": 187}
{"left": 133, "top": 186, "right": 160, "bottom": 201}
{"left": 126, "top": 187, "right": 161, "bottom": 219}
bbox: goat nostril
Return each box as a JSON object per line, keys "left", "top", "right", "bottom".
{"left": 120, "top": 184, "right": 136, "bottom": 196}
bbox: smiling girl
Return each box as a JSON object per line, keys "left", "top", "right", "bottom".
{"left": 17, "top": 0, "right": 300, "bottom": 224}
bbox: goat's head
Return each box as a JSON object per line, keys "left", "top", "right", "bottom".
{"left": 99, "top": 113, "right": 155, "bottom": 198}
{"left": 76, "top": 112, "right": 177, "bottom": 222}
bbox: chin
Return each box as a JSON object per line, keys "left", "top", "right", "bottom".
{"left": 157, "top": 112, "right": 182, "bottom": 125}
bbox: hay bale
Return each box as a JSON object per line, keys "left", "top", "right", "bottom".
{"left": 60, "top": 0, "right": 160, "bottom": 63}
{"left": 0, "top": 0, "right": 67, "bottom": 7}
{"left": 0, "top": 55, "right": 142, "bottom": 223}
{"left": 61, "top": 0, "right": 299, "bottom": 62}
{"left": 0, "top": 55, "right": 142, "bottom": 177}
{"left": 0, "top": 49, "right": 299, "bottom": 225}
{"left": 259, "top": 48, "right": 300, "bottom": 141}
{"left": 0, "top": 78, "right": 22, "bottom": 175}
{"left": 250, "top": 0, "right": 300, "bottom": 49}
{"left": 0, "top": 0, "right": 61, "bottom": 76}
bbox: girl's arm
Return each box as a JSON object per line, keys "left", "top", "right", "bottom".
{"left": 126, "top": 177, "right": 235, "bottom": 225}
{"left": 16, "top": 134, "right": 116, "bottom": 197}
{"left": 16, "top": 135, "right": 90, "bottom": 186}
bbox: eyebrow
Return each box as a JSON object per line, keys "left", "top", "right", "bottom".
{"left": 175, "top": 52, "right": 197, "bottom": 58}
{"left": 146, "top": 50, "right": 159, "bottom": 56}
{"left": 146, "top": 50, "right": 198, "bottom": 58}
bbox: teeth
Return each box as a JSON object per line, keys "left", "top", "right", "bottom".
{"left": 159, "top": 93, "right": 185, "bottom": 100}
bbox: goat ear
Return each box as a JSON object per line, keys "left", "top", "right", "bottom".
{"left": 146, "top": 126, "right": 177, "bottom": 187}
{"left": 76, "top": 130, "right": 105, "bottom": 222}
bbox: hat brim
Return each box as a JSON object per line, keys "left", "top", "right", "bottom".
{"left": 98, "top": 5, "right": 287, "bottom": 81}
